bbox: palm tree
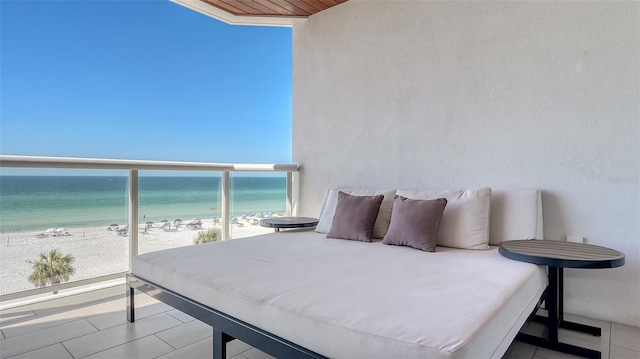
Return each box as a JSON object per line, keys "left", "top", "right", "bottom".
{"left": 194, "top": 228, "right": 221, "bottom": 245}
{"left": 27, "top": 249, "right": 76, "bottom": 294}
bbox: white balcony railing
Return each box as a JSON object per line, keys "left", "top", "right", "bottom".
{"left": 0, "top": 155, "right": 299, "bottom": 302}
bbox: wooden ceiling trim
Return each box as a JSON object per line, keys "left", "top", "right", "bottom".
{"left": 202, "top": 0, "right": 247, "bottom": 15}
{"left": 218, "top": 0, "right": 265, "bottom": 15}
{"left": 271, "top": 0, "right": 316, "bottom": 15}
{"left": 251, "top": 0, "right": 303, "bottom": 16}
{"left": 318, "top": 0, "right": 340, "bottom": 7}
{"left": 234, "top": 0, "right": 282, "bottom": 15}
{"left": 199, "top": 0, "right": 347, "bottom": 17}
{"left": 300, "top": 0, "right": 328, "bottom": 12}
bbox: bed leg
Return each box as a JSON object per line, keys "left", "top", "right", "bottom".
{"left": 213, "top": 329, "right": 232, "bottom": 359}
{"left": 126, "top": 282, "right": 135, "bottom": 323}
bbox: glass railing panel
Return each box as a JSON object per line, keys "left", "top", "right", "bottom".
{"left": 0, "top": 157, "right": 298, "bottom": 304}
{"left": 0, "top": 169, "right": 129, "bottom": 300}
{"left": 137, "top": 172, "right": 223, "bottom": 254}
{"left": 229, "top": 174, "right": 287, "bottom": 239}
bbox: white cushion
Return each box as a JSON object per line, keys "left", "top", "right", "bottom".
{"left": 316, "top": 188, "right": 397, "bottom": 239}
{"left": 396, "top": 187, "right": 492, "bottom": 249}
{"left": 489, "top": 189, "right": 543, "bottom": 245}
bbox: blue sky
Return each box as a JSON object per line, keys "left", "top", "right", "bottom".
{"left": 0, "top": 0, "right": 292, "bottom": 165}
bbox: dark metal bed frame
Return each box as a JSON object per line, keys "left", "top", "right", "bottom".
{"left": 126, "top": 273, "right": 327, "bottom": 359}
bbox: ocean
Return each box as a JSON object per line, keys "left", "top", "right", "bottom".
{"left": 0, "top": 176, "right": 287, "bottom": 232}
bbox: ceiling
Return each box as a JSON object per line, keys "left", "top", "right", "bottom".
{"left": 200, "top": 0, "right": 348, "bottom": 17}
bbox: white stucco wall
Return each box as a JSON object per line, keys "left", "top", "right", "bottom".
{"left": 292, "top": 1, "right": 639, "bottom": 326}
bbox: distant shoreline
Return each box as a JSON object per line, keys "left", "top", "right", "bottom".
{"left": 1, "top": 175, "right": 287, "bottom": 232}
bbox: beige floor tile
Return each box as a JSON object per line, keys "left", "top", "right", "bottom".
{"left": 28, "top": 295, "right": 104, "bottom": 318}
{"left": 133, "top": 301, "right": 174, "bottom": 320}
{"left": 2, "top": 301, "right": 118, "bottom": 338}
{"left": 94, "top": 284, "right": 127, "bottom": 299}
{"left": 534, "top": 329, "right": 609, "bottom": 359}
{"left": 165, "top": 309, "right": 196, "bottom": 323}
{"left": 557, "top": 325, "right": 610, "bottom": 358}
{"left": 156, "top": 336, "right": 212, "bottom": 359}
{"left": 505, "top": 341, "right": 537, "bottom": 359}
{"left": 563, "top": 313, "right": 612, "bottom": 333}
{"left": 83, "top": 301, "right": 129, "bottom": 331}
{"left": 534, "top": 347, "right": 585, "bottom": 359}
{"left": 86, "top": 299, "right": 169, "bottom": 331}
{"left": 155, "top": 319, "right": 213, "bottom": 349}
{"left": 62, "top": 313, "right": 181, "bottom": 358}
{"left": 156, "top": 337, "right": 255, "bottom": 359}
{"left": 523, "top": 321, "right": 547, "bottom": 337}
{"left": 611, "top": 322, "right": 640, "bottom": 352}
{"left": 241, "top": 347, "right": 276, "bottom": 359}
{"left": 6, "top": 343, "right": 74, "bottom": 359}
{"left": 610, "top": 345, "right": 640, "bottom": 359}
{"left": 0, "top": 306, "right": 35, "bottom": 327}
{"left": 82, "top": 334, "right": 174, "bottom": 359}
{"left": 227, "top": 339, "right": 252, "bottom": 357}
{"left": 107, "top": 294, "right": 174, "bottom": 318}
{"left": 0, "top": 319, "right": 97, "bottom": 359}
{"left": 534, "top": 326, "right": 610, "bottom": 359}
{"left": 26, "top": 285, "right": 126, "bottom": 318}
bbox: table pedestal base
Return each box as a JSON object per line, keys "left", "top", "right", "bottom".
{"left": 519, "top": 267, "right": 602, "bottom": 359}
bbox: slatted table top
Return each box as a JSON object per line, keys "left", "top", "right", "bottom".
{"left": 499, "top": 240, "right": 625, "bottom": 268}
{"left": 260, "top": 217, "right": 319, "bottom": 229}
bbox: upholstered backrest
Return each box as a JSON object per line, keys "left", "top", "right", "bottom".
{"left": 489, "top": 189, "right": 543, "bottom": 245}
{"left": 316, "top": 187, "right": 543, "bottom": 248}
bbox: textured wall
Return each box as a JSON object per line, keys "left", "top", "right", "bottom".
{"left": 292, "top": 0, "right": 639, "bottom": 326}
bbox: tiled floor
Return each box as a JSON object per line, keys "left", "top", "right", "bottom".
{"left": 1, "top": 285, "right": 638, "bottom": 359}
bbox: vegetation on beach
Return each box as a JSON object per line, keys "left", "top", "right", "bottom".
{"left": 27, "top": 249, "right": 76, "bottom": 294}
{"left": 194, "top": 228, "right": 222, "bottom": 245}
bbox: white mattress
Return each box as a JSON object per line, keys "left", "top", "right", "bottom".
{"left": 133, "top": 231, "right": 546, "bottom": 358}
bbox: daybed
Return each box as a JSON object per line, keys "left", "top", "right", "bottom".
{"left": 127, "top": 188, "right": 546, "bottom": 359}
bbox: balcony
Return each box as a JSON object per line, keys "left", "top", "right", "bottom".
{"left": 0, "top": 155, "right": 299, "bottom": 305}
{"left": 2, "top": 155, "right": 639, "bottom": 359}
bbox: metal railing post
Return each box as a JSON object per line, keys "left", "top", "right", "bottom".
{"left": 221, "top": 171, "right": 230, "bottom": 240}
{"left": 129, "top": 170, "right": 139, "bottom": 270}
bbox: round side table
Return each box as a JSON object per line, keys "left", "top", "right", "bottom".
{"left": 260, "top": 217, "right": 319, "bottom": 232}
{"left": 499, "top": 240, "right": 624, "bottom": 359}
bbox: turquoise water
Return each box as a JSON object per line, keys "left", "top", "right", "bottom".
{"left": 0, "top": 176, "right": 286, "bottom": 232}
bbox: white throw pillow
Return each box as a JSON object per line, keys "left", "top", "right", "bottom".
{"left": 396, "top": 187, "right": 492, "bottom": 250}
{"left": 489, "top": 189, "right": 543, "bottom": 245}
{"left": 316, "top": 188, "right": 397, "bottom": 239}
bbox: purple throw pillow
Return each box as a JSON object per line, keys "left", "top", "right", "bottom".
{"left": 382, "top": 196, "right": 448, "bottom": 252}
{"left": 327, "top": 191, "right": 384, "bottom": 242}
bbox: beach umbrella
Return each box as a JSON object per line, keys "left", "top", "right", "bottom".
{"left": 160, "top": 219, "right": 169, "bottom": 223}
{"left": 46, "top": 228, "right": 56, "bottom": 233}
{"left": 145, "top": 221, "right": 154, "bottom": 225}
{"left": 174, "top": 219, "right": 183, "bottom": 223}
{"left": 109, "top": 223, "right": 119, "bottom": 227}
{"left": 192, "top": 217, "right": 199, "bottom": 221}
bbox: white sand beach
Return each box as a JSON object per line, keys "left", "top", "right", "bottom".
{"left": 0, "top": 217, "right": 279, "bottom": 301}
